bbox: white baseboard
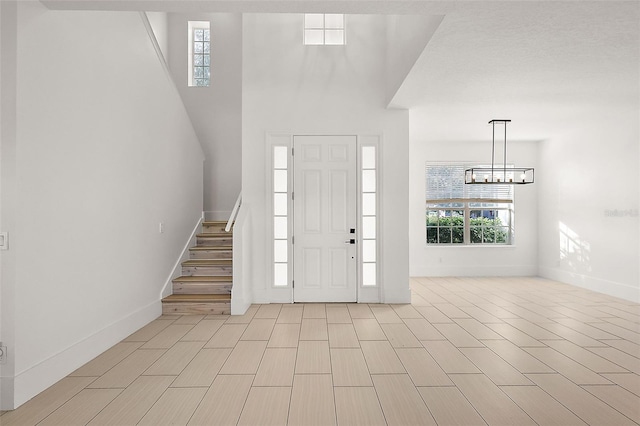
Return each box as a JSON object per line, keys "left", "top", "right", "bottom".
{"left": 539, "top": 267, "right": 640, "bottom": 303}
{"left": 411, "top": 264, "right": 538, "bottom": 277}
{"left": 12, "top": 301, "right": 160, "bottom": 409}
{"left": 230, "top": 297, "right": 251, "bottom": 315}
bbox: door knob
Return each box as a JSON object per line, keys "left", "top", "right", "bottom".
{"left": 344, "top": 239, "right": 356, "bottom": 245}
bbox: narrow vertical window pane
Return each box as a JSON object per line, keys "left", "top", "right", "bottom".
{"left": 274, "top": 170, "right": 288, "bottom": 192}
{"left": 362, "top": 240, "right": 376, "bottom": 262}
{"left": 189, "top": 21, "right": 210, "bottom": 87}
{"left": 362, "top": 193, "right": 376, "bottom": 216}
{"left": 362, "top": 170, "right": 376, "bottom": 192}
{"left": 274, "top": 263, "right": 288, "bottom": 287}
{"left": 362, "top": 146, "right": 376, "bottom": 169}
{"left": 274, "top": 193, "right": 288, "bottom": 216}
{"left": 362, "top": 263, "right": 376, "bottom": 287}
{"left": 274, "top": 146, "right": 288, "bottom": 169}
{"left": 274, "top": 217, "right": 288, "bottom": 239}
{"left": 362, "top": 216, "right": 376, "bottom": 239}
{"left": 274, "top": 240, "right": 288, "bottom": 262}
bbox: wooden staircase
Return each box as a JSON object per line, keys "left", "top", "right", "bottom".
{"left": 161, "top": 221, "right": 232, "bottom": 315}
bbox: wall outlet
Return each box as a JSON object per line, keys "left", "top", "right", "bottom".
{"left": 0, "top": 344, "right": 7, "bottom": 364}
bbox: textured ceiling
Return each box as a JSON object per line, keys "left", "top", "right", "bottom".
{"left": 42, "top": 0, "right": 640, "bottom": 142}
{"left": 390, "top": 1, "right": 640, "bottom": 142}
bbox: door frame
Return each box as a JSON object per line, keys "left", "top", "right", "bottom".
{"left": 266, "top": 133, "right": 382, "bottom": 304}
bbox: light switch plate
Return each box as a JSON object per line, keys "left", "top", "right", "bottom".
{"left": 0, "top": 232, "right": 7, "bottom": 250}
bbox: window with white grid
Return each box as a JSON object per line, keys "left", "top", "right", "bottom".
{"left": 426, "top": 163, "right": 514, "bottom": 245}
{"left": 304, "top": 14, "right": 345, "bottom": 45}
{"left": 273, "top": 146, "right": 290, "bottom": 287}
{"left": 188, "top": 21, "right": 210, "bottom": 87}
{"left": 361, "top": 146, "right": 377, "bottom": 286}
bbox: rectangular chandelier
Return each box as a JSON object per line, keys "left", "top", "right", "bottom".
{"left": 464, "top": 167, "right": 534, "bottom": 184}
{"left": 465, "top": 119, "right": 535, "bottom": 185}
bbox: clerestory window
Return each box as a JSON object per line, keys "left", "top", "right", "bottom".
{"left": 304, "top": 14, "right": 345, "bottom": 45}
{"left": 188, "top": 21, "right": 210, "bottom": 87}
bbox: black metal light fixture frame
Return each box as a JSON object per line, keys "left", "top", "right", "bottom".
{"left": 464, "top": 119, "right": 535, "bottom": 185}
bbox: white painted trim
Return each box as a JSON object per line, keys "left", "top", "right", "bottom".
{"left": 226, "top": 192, "right": 242, "bottom": 232}
{"left": 412, "top": 265, "right": 538, "bottom": 277}
{"left": 540, "top": 267, "right": 640, "bottom": 303}
{"left": 231, "top": 205, "right": 252, "bottom": 315}
{"left": 140, "top": 12, "right": 168, "bottom": 75}
{"left": 160, "top": 214, "right": 203, "bottom": 298}
{"left": 13, "top": 301, "right": 160, "bottom": 408}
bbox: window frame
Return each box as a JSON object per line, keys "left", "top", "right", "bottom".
{"left": 303, "top": 13, "right": 346, "bottom": 45}
{"left": 425, "top": 163, "right": 515, "bottom": 246}
{"left": 187, "top": 21, "right": 211, "bottom": 87}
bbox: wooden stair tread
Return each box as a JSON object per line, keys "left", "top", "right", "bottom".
{"left": 164, "top": 220, "right": 234, "bottom": 315}
{"left": 173, "top": 275, "right": 232, "bottom": 282}
{"left": 182, "top": 259, "right": 231, "bottom": 266}
{"left": 163, "top": 294, "right": 230, "bottom": 302}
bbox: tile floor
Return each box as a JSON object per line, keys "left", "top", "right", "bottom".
{"left": 2, "top": 276, "right": 639, "bottom": 425}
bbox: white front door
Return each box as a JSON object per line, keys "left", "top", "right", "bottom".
{"left": 293, "top": 135, "right": 357, "bottom": 302}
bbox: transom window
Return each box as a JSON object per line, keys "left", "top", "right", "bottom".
{"left": 304, "top": 14, "right": 345, "bottom": 45}
{"left": 426, "top": 163, "right": 514, "bottom": 245}
{"left": 188, "top": 21, "right": 210, "bottom": 87}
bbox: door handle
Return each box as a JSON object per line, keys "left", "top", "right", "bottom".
{"left": 344, "top": 239, "right": 356, "bottom": 245}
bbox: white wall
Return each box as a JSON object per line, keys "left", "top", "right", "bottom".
{"left": 385, "top": 14, "right": 442, "bottom": 107}
{"left": 538, "top": 106, "right": 639, "bottom": 302}
{"left": 1, "top": 2, "right": 204, "bottom": 409}
{"left": 242, "top": 13, "right": 410, "bottom": 304}
{"left": 146, "top": 12, "right": 169, "bottom": 62}
{"left": 409, "top": 117, "right": 539, "bottom": 277}
{"left": 167, "top": 13, "right": 242, "bottom": 219}
{"left": 0, "top": 0, "right": 19, "bottom": 410}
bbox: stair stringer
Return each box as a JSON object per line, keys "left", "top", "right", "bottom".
{"left": 160, "top": 214, "right": 204, "bottom": 299}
